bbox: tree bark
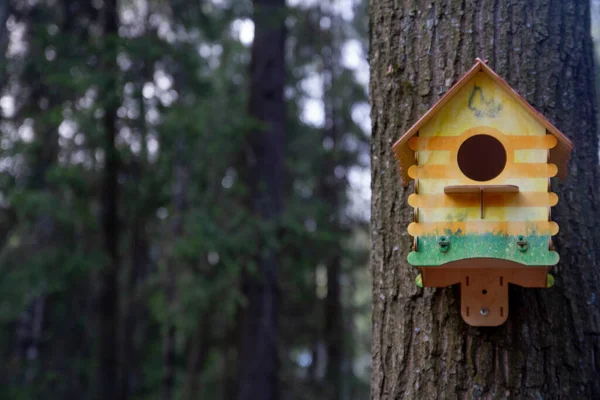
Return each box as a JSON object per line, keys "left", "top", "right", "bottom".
{"left": 369, "top": 0, "right": 600, "bottom": 398}
{"left": 238, "top": 0, "right": 286, "bottom": 399}
{"left": 98, "top": 0, "right": 121, "bottom": 398}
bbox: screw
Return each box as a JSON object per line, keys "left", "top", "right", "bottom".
{"left": 480, "top": 308, "right": 489, "bottom": 316}
{"left": 517, "top": 235, "right": 528, "bottom": 252}
{"left": 438, "top": 236, "right": 450, "bottom": 253}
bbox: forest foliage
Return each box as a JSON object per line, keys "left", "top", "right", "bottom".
{"left": 0, "top": 1, "right": 371, "bottom": 399}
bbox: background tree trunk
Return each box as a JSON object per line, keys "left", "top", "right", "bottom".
{"left": 161, "top": 134, "right": 188, "bottom": 400}
{"left": 98, "top": 0, "right": 121, "bottom": 398}
{"left": 320, "top": 10, "right": 344, "bottom": 399}
{"left": 120, "top": 42, "right": 153, "bottom": 400}
{"left": 184, "top": 310, "right": 212, "bottom": 400}
{"left": 238, "top": 0, "right": 286, "bottom": 399}
{"left": 369, "top": 0, "right": 600, "bottom": 398}
{"left": 0, "top": 0, "right": 8, "bottom": 72}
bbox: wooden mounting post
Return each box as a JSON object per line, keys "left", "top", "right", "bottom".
{"left": 420, "top": 262, "right": 548, "bottom": 326}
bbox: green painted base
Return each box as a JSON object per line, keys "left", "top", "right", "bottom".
{"left": 408, "top": 233, "right": 559, "bottom": 266}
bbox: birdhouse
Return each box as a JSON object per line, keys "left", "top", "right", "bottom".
{"left": 392, "top": 58, "right": 573, "bottom": 326}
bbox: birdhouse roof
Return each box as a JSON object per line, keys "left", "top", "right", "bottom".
{"left": 392, "top": 58, "right": 574, "bottom": 186}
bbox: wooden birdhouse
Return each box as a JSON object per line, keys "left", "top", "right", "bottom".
{"left": 392, "top": 58, "right": 573, "bottom": 326}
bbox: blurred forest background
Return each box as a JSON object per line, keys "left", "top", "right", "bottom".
{"left": 0, "top": 0, "right": 371, "bottom": 399}
{"left": 1, "top": 0, "right": 600, "bottom": 400}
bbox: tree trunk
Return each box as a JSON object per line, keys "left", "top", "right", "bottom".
{"left": 0, "top": 0, "right": 9, "bottom": 75}
{"left": 184, "top": 311, "right": 212, "bottom": 400}
{"left": 98, "top": 0, "right": 121, "bottom": 398}
{"left": 319, "top": 10, "right": 344, "bottom": 399}
{"left": 237, "top": 0, "right": 286, "bottom": 399}
{"left": 369, "top": 0, "right": 600, "bottom": 399}
{"left": 161, "top": 134, "right": 189, "bottom": 400}
{"left": 119, "top": 38, "right": 156, "bottom": 396}
{"left": 120, "top": 162, "right": 150, "bottom": 400}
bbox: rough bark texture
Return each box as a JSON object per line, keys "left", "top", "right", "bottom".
{"left": 369, "top": 0, "right": 600, "bottom": 399}
{"left": 238, "top": 0, "right": 286, "bottom": 399}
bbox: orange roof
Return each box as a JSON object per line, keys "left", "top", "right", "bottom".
{"left": 392, "top": 58, "right": 574, "bottom": 187}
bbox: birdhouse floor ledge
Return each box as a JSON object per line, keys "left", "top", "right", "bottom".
{"left": 444, "top": 184, "right": 519, "bottom": 194}
{"left": 444, "top": 185, "right": 520, "bottom": 218}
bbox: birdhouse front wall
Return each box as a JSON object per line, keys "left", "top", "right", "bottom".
{"left": 407, "top": 72, "right": 559, "bottom": 267}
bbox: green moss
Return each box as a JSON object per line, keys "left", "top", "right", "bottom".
{"left": 408, "top": 233, "right": 559, "bottom": 266}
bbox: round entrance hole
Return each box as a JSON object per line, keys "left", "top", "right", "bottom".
{"left": 457, "top": 135, "right": 507, "bottom": 182}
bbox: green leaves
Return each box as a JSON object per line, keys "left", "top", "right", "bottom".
{"left": 0, "top": 0, "right": 371, "bottom": 397}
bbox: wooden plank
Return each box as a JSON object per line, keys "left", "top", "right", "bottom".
{"left": 408, "top": 163, "right": 558, "bottom": 180}
{"left": 418, "top": 206, "right": 549, "bottom": 223}
{"left": 409, "top": 134, "right": 557, "bottom": 151}
{"left": 481, "top": 185, "right": 520, "bottom": 193}
{"left": 407, "top": 221, "right": 559, "bottom": 236}
{"left": 420, "top": 265, "right": 548, "bottom": 326}
{"left": 409, "top": 192, "right": 559, "bottom": 209}
{"left": 408, "top": 234, "right": 559, "bottom": 266}
{"left": 420, "top": 257, "right": 549, "bottom": 269}
{"left": 444, "top": 185, "right": 519, "bottom": 194}
{"left": 419, "top": 177, "right": 548, "bottom": 194}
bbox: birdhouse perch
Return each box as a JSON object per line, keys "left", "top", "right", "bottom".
{"left": 392, "top": 58, "right": 573, "bottom": 326}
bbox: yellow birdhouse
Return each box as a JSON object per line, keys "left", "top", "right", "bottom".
{"left": 392, "top": 58, "right": 573, "bottom": 326}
